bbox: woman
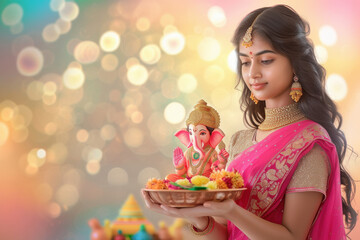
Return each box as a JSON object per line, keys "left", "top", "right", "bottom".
{"left": 142, "top": 5, "right": 357, "bottom": 239}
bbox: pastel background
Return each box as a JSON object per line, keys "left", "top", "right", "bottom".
{"left": 0, "top": 0, "right": 359, "bottom": 239}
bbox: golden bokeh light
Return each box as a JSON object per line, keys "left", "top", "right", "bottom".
{"left": 123, "top": 127, "right": 144, "bottom": 148}
{"left": 136, "top": 17, "right": 151, "bottom": 31}
{"left": 139, "top": 44, "right": 161, "bottom": 65}
{"left": 0, "top": 122, "right": 9, "bottom": 146}
{"left": 127, "top": 64, "right": 149, "bottom": 86}
{"left": 48, "top": 202, "right": 62, "bottom": 218}
{"left": 107, "top": 167, "right": 129, "bottom": 186}
{"left": 63, "top": 67, "right": 85, "bottom": 90}
{"left": 198, "top": 37, "right": 221, "bottom": 61}
{"left": 74, "top": 41, "right": 100, "bottom": 64}
{"left": 1, "top": 107, "right": 14, "bottom": 121}
{"left": 100, "top": 124, "right": 116, "bottom": 141}
{"left": 26, "top": 81, "right": 44, "bottom": 100}
{"left": 27, "top": 148, "right": 46, "bottom": 168}
{"left": 160, "top": 31, "right": 185, "bottom": 55}
{"left": 131, "top": 111, "right": 143, "bottom": 124}
{"left": 137, "top": 167, "right": 161, "bottom": 185}
{"left": 50, "top": 0, "right": 65, "bottom": 12}
{"left": 44, "top": 122, "right": 58, "bottom": 135}
{"left": 163, "top": 102, "right": 186, "bottom": 124}
{"left": 55, "top": 184, "right": 79, "bottom": 207}
{"left": 101, "top": 54, "right": 119, "bottom": 71}
{"left": 207, "top": 6, "right": 227, "bottom": 27}
{"left": 76, "top": 129, "right": 89, "bottom": 143}
{"left": 87, "top": 148, "right": 103, "bottom": 162}
{"left": 325, "top": 74, "right": 348, "bottom": 102}
{"left": 43, "top": 81, "right": 57, "bottom": 95}
{"left": 177, "top": 73, "right": 198, "bottom": 93}
{"left": 204, "top": 64, "right": 225, "bottom": 86}
{"left": 99, "top": 31, "right": 121, "bottom": 52}
{"left": 227, "top": 49, "right": 238, "bottom": 73}
{"left": 55, "top": 18, "right": 71, "bottom": 34}
{"left": 16, "top": 46, "right": 44, "bottom": 77}
{"left": 319, "top": 25, "right": 337, "bottom": 46}
{"left": 42, "top": 23, "right": 60, "bottom": 42}
{"left": 314, "top": 45, "right": 328, "bottom": 64}
{"left": 37, "top": 148, "right": 47, "bottom": 159}
{"left": 1, "top": 3, "right": 23, "bottom": 26}
{"left": 59, "top": 1, "right": 79, "bottom": 22}
{"left": 86, "top": 160, "right": 101, "bottom": 175}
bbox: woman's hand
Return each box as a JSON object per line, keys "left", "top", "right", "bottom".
{"left": 141, "top": 189, "right": 236, "bottom": 220}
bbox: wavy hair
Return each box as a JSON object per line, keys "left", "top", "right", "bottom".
{"left": 232, "top": 4, "right": 357, "bottom": 234}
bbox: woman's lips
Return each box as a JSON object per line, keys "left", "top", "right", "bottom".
{"left": 251, "top": 83, "right": 267, "bottom": 90}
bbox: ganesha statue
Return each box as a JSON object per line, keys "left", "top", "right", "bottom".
{"left": 166, "top": 99, "right": 229, "bottom": 182}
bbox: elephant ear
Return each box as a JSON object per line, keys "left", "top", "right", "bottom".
{"left": 209, "top": 128, "right": 225, "bottom": 149}
{"left": 174, "top": 128, "right": 192, "bottom": 148}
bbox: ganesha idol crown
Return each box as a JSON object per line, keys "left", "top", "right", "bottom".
{"left": 165, "top": 99, "right": 229, "bottom": 182}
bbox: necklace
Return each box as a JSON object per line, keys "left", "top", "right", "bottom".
{"left": 258, "top": 103, "right": 305, "bottom": 131}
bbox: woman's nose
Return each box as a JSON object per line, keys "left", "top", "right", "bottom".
{"left": 248, "top": 63, "right": 261, "bottom": 79}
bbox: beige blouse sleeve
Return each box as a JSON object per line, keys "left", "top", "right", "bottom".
{"left": 287, "top": 143, "right": 330, "bottom": 197}
{"left": 227, "top": 130, "right": 255, "bottom": 168}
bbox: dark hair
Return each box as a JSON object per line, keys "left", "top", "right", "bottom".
{"left": 232, "top": 4, "right": 357, "bottom": 234}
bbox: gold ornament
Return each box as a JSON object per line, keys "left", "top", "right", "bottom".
{"left": 186, "top": 99, "right": 220, "bottom": 128}
{"left": 289, "top": 75, "right": 303, "bottom": 102}
{"left": 242, "top": 13, "right": 263, "bottom": 48}
{"left": 250, "top": 92, "right": 259, "bottom": 104}
{"left": 258, "top": 103, "right": 305, "bottom": 131}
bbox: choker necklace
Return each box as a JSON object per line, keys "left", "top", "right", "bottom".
{"left": 258, "top": 103, "right": 305, "bottom": 131}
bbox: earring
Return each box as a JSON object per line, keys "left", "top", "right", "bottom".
{"left": 289, "top": 75, "right": 302, "bottom": 102}
{"left": 250, "top": 92, "right": 259, "bottom": 104}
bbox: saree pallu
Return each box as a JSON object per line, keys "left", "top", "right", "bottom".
{"left": 227, "top": 120, "right": 345, "bottom": 239}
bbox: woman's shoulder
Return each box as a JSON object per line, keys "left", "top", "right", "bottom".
{"left": 299, "top": 120, "right": 331, "bottom": 140}
{"left": 229, "top": 129, "right": 255, "bottom": 146}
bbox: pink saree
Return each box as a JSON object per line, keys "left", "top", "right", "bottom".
{"left": 227, "top": 120, "right": 345, "bottom": 239}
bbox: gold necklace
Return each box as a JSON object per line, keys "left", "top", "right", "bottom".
{"left": 258, "top": 103, "right": 305, "bottom": 131}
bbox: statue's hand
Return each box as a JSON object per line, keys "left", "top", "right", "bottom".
{"left": 219, "top": 149, "right": 229, "bottom": 160}
{"left": 173, "top": 147, "right": 185, "bottom": 166}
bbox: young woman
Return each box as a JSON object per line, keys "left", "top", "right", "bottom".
{"left": 142, "top": 5, "right": 357, "bottom": 239}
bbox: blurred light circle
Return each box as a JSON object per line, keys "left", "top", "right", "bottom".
{"left": 1, "top": 3, "right": 23, "bottom": 26}
{"left": 319, "top": 25, "right": 337, "bottom": 46}
{"left": 74, "top": 41, "right": 100, "bottom": 64}
{"left": 160, "top": 31, "right": 185, "bottom": 55}
{"left": 100, "top": 124, "right": 116, "bottom": 141}
{"left": 204, "top": 65, "right": 224, "bottom": 86}
{"left": 42, "top": 23, "right": 60, "bottom": 42}
{"left": 16, "top": 46, "right": 44, "bottom": 77}
{"left": 48, "top": 202, "right": 61, "bottom": 218}
{"left": 45, "top": 122, "right": 58, "bottom": 135}
{"left": 87, "top": 148, "right": 103, "bottom": 162}
{"left": 138, "top": 167, "right": 161, "bottom": 185}
{"left": 198, "top": 37, "right": 220, "bottom": 61}
{"left": 136, "top": 17, "right": 150, "bottom": 31}
{"left": 1, "top": 107, "right": 14, "bottom": 121}
{"left": 227, "top": 49, "right": 238, "bottom": 73}
{"left": 164, "top": 102, "right": 185, "bottom": 124}
{"left": 50, "top": 0, "right": 65, "bottom": 12}
{"left": 124, "top": 127, "right": 144, "bottom": 148}
{"left": 86, "top": 160, "right": 101, "bottom": 175}
{"left": 207, "top": 6, "right": 226, "bottom": 27}
{"left": 127, "top": 64, "right": 148, "bottom": 86}
{"left": 16, "top": 105, "right": 33, "bottom": 127}
{"left": 55, "top": 184, "right": 79, "bottom": 207}
{"left": 314, "top": 45, "right": 328, "bottom": 64}
{"left": 140, "top": 44, "right": 161, "bottom": 65}
{"left": 177, "top": 73, "right": 197, "bottom": 93}
{"left": 0, "top": 122, "right": 9, "bottom": 146}
{"left": 42, "top": 94, "right": 57, "bottom": 106}
{"left": 26, "top": 81, "right": 43, "bottom": 100}
{"left": 100, "top": 31, "right": 120, "bottom": 52}
{"left": 55, "top": 18, "right": 71, "bottom": 34}
{"left": 131, "top": 111, "right": 143, "bottom": 124}
{"left": 37, "top": 149, "right": 46, "bottom": 158}
{"left": 63, "top": 67, "right": 85, "bottom": 90}
{"left": 43, "top": 81, "right": 57, "bottom": 95}
{"left": 59, "top": 1, "right": 79, "bottom": 22}
{"left": 108, "top": 167, "right": 128, "bottom": 185}
{"left": 101, "top": 54, "right": 119, "bottom": 71}
{"left": 27, "top": 148, "right": 46, "bottom": 168}
{"left": 10, "top": 22, "right": 23, "bottom": 34}
{"left": 76, "top": 129, "right": 89, "bottom": 143}
{"left": 325, "top": 74, "right": 347, "bottom": 101}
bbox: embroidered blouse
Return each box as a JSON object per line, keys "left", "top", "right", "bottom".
{"left": 227, "top": 129, "right": 329, "bottom": 197}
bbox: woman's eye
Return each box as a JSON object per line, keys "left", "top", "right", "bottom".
{"left": 241, "top": 61, "right": 250, "bottom": 66}
{"left": 262, "top": 59, "right": 274, "bottom": 65}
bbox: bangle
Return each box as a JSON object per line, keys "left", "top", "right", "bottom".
{"left": 190, "top": 217, "right": 215, "bottom": 236}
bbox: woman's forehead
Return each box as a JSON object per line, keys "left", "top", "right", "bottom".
{"left": 239, "top": 34, "right": 274, "bottom": 53}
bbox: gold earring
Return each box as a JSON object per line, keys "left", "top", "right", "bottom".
{"left": 250, "top": 92, "right": 259, "bottom": 104}
{"left": 290, "top": 75, "right": 302, "bottom": 102}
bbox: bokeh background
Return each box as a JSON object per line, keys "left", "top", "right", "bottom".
{"left": 0, "top": 0, "right": 359, "bottom": 239}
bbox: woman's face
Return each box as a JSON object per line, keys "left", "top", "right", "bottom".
{"left": 239, "top": 33, "right": 294, "bottom": 108}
